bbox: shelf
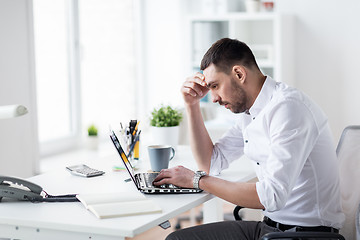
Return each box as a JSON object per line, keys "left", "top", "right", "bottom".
{"left": 187, "top": 12, "right": 276, "bottom": 22}
{"left": 192, "top": 61, "right": 274, "bottom": 71}
{"left": 192, "top": 43, "right": 275, "bottom": 70}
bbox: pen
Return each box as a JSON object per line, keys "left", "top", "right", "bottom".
{"left": 129, "top": 120, "right": 137, "bottom": 142}
{"left": 127, "top": 130, "right": 141, "bottom": 158}
{"left": 129, "top": 120, "right": 137, "bottom": 132}
{"left": 132, "top": 121, "right": 140, "bottom": 136}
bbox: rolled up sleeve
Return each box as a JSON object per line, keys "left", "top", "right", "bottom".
{"left": 209, "top": 120, "right": 245, "bottom": 176}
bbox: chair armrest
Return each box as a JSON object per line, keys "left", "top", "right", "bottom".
{"left": 261, "top": 231, "right": 345, "bottom": 240}
{"left": 233, "top": 206, "right": 244, "bottom": 221}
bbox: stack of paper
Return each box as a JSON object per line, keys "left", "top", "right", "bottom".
{"left": 76, "top": 192, "right": 162, "bottom": 219}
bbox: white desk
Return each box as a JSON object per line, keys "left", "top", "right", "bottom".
{"left": 0, "top": 146, "right": 255, "bottom": 240}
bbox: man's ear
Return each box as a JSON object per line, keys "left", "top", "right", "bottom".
{"left": 232, "top": 65, "right": 246, "bottom": 83}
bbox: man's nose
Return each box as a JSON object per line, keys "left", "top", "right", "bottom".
{"left": 211, "top": 93, "right": 220, "bottom": 103}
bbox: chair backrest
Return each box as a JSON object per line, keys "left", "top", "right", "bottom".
{"left": 337, "top": 125, "right": 360, "bottom": 240}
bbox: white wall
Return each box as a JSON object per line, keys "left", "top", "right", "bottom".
{"left": 277, "top": 0, "right": 360, "bottom": 140}
{"left": 142, "top": 0, "right": 188, "bottom": 114}
{"left": 0, "top": 0, "right": 39, "bottom": 177}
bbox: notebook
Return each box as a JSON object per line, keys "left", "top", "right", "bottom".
{"left": 76, "top": 192, "right": 162, "bottom": 218}
{"left": 109, "top": 130, "right": 202, "bottom": 194}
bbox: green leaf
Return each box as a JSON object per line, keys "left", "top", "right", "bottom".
{"left": 88, "top": 124, "right": 98, "bottom": 136}
{"left": 149, "top": 105, "right": 183, "bottom": 127}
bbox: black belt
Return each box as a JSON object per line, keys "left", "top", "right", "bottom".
{"left": 263, "top": 217, "right": 339, "bottom": 233}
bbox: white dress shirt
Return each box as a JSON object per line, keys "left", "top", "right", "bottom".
{"left": 210, "top": 77, "right": 345, "bottom": 228}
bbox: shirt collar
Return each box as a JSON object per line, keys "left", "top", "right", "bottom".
{"left": 248, "top": 76, "right": 277, "bottom": 118}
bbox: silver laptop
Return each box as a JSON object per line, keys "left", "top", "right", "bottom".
{"left": 109, "top": 130, "right": 202, "bottom": 194}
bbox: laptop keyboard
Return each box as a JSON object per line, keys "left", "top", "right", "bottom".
{"left": 142, "top": 173, "right": 178, "bottom": 189}
{"left": 144, "top": 173, "right": 158, "bottom": 187}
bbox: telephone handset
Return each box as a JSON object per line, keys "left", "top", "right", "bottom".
{"left": 0, "top": 175, "right": 78, "bottom": 202}
{"left": 0, "top": 175, "right": 43, "bottom": 202}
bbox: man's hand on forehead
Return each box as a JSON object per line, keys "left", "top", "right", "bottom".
{"left": 181, "top": 72, "right": 210, "bottom": 104}
{"left": 196, "top": 72, "right": 208, "bottom": 88}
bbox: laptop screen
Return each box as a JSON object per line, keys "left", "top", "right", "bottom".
{"left": 109, "top": 130, "right": 137, "bottom": 185}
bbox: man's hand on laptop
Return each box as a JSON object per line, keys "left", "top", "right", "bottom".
{"left": 153, "top": 166, "right": 195, "bottom": 189}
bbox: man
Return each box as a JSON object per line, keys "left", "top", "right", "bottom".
{"left": 153, "top": 38, "right": 344, "bottom": 239}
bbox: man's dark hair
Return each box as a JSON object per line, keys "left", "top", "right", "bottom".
{"left": 200, "top": 38, "right": 259, "bottom": 73}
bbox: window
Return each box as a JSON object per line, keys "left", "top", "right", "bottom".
{"left": 33, "top": 0, "right": 79, "bottom": 155}
{"left": 79, "top": 0, "right": 136, "bottom": 134}
{"left": 33, "top": 0, "right": 137, "bottom": 156}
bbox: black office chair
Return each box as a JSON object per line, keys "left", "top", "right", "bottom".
{"left": 233, "top": 125, "right": 360, "bottom": 240}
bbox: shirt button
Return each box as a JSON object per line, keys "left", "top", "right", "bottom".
{"left": 257, "top": 162, "right": 260, "bottom": 165}
{"left": 253, "top": 117, "right": 255, "bottom": 120}
{"left": 245, "top": 140, "right": 248, "bottom": 143}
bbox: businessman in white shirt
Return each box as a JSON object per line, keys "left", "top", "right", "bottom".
{"left": 153, "top": 38, "right": 344, "bottom": 239}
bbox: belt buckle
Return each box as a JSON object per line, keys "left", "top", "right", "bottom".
{"left": 284, "top": 226, "right": 302, "bottom": 232}
{"left": 280, "top": 226, "right": 304, "bottom": 232}
{"left": 295, "top": 226, "right": 304, "bottom": 232}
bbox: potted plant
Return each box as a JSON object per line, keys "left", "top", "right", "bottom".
{"left": 150, "top": 105, "right": 183, "bottom": 148}
{"left": 87, "top": 124, "right": 99, "bottom": 150}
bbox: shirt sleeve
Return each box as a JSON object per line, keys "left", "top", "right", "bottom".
{"left": 209, "top": 119, "right": 245, "bottom": 176}
{"left": 256, "top": 99, "right": 326, "bottom": 212}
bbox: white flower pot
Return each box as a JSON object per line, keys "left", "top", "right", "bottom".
{"left": 151, "top": 126, "right": 179, "bottom": 149}
{"left": 87, "top": 136, "right": 99, "bottom": 150}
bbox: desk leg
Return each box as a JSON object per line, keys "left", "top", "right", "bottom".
{"left": 203, "top": 198, "right": 223, "bottom": 224}
{"left": 189, "top": 208, "right": 196, "bottom": 225}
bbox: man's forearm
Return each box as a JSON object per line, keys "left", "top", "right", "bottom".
{"left": 186, "top": 103, "right": 213, "bottom": 173}
{"left": 199, "top": 175, "right": 264, "bottom": 209}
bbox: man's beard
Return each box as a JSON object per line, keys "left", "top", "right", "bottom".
{"left": 224, "top": 77, "right": 248, "bottom": 114}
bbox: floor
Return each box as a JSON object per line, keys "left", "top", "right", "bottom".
{"left": 127, "top": 202, "right": 263, "bottom": 240}
{"left": 127, "top": 206, "right": 202, "bottom": 240}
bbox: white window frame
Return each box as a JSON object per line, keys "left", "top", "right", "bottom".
{"left": 37, "top": 0, "right": 81, "bottom": 156}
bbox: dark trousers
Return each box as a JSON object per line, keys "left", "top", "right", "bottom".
{"left": 166, "top": 220, "right": 281, "bottom": 240}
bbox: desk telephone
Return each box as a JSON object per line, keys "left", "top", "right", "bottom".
{"left": 0, "top": 175, "right": 78, "bottom": 202}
